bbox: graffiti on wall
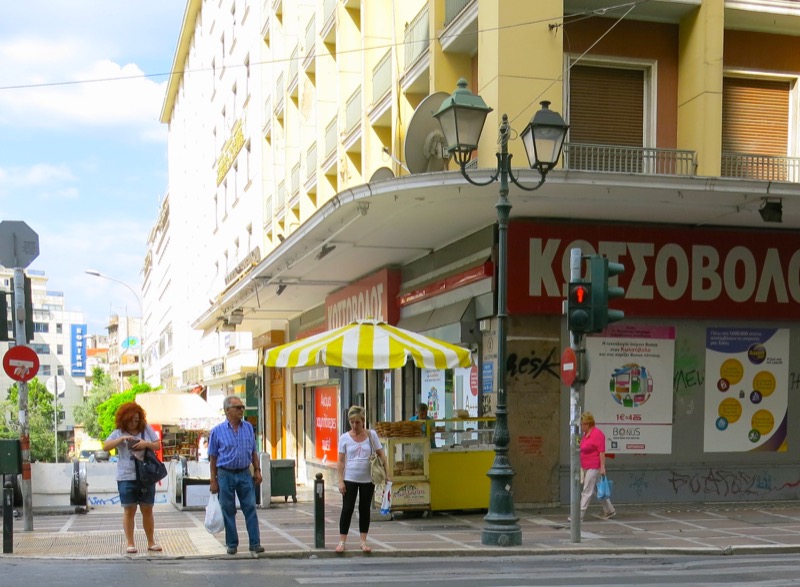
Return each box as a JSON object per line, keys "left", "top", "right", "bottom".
{"left": 506, "top": 346, "right": 560, "bottom": 382}
{"left": 668, "top": 468, "right": 800, "bottom": 498}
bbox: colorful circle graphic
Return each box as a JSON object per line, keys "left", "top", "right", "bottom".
{"left": 752, "top": 370, "right": 776, "bottom": 397}
{"left": 751, "top": 409, "right": 774, "bottom": 435}
{"left": 719, "top": 359, "right": 744, "bottom": 385}
{"left": 608, "top": 363, "right": 653, "bottom": 408}
{"left": 747, "top": 343, "right": 767, "bottom": 365}
{"left": 718, "top": 397, "right": 742, "bottom": 424}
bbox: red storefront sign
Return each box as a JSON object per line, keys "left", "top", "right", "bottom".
{"left": 315, "top": 386, "right": 339, "bottom": 462}
{"left": 325, "top": 267, "right": 401, "bottom": 328}
{"left": 507, "top": 221, "right": 800, "bottom": 320}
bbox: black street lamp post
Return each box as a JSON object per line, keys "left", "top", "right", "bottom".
{"left": 434, "top": 79, "right": 568, "bottom": 546}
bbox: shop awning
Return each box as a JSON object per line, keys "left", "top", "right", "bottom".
{"left": 136, "top": 392, "right": 222, "bottom": 427}
{"left": 397, "top": 298, "right": 478, "bottom": 345}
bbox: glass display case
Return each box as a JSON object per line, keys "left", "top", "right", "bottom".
{"left": 384, "top": 436, "right": 429, "bottom": 480}
{"left": 429, "top": 417, "right": 495, "bottom": 450}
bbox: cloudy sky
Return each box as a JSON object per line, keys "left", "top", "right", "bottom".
{"left": 0, "top": 2, "right": 186, "bottom": 333}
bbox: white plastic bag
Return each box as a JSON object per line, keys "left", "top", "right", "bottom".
{"left": 380, "top": 481, "right": 393, "bottom": 515}
{"left": 204, "top": 493, "right": 225, "bottom": 534}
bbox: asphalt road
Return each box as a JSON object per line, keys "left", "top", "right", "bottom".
{"left": 4, "top": 554, "right": 800, "bottom": 586}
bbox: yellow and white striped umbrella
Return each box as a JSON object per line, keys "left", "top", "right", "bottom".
{"left": 264, "top": 318, "right": 473, "bottom": 370}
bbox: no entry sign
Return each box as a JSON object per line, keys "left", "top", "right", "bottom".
{"left": 561, "top": 347, "right": 577, "bottom": 387}
{"left": 3, "top": 345, "right": 40, "bottom": 382}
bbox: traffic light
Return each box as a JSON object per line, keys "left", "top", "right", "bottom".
{"left": 590, "top": 255, "right": 626, "bottom": 331}
{"left": 10, "top": 275, "right": 34, "bottom": 343}
{"left": 0, "top": 292, "right": 9, "bottom": 342}
{"left": 567, "top": 281, "right": 593, "bottom": 334}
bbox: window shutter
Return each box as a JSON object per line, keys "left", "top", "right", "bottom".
{"left": 569, "top": 65, "right": 644, "bottom": 146}
{"left": 722, "top": 77, "right": 789, "bottom": 156}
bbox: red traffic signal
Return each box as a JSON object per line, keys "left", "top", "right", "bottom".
{"left": 567, "top": 282, "right": 592, "bottom": 333}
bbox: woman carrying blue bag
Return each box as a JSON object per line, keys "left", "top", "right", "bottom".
{"left": 578, "top": 411, "right": 616, "bottom": 521}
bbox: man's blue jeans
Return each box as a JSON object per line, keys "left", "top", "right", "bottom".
{"left": 217, "top": 468, "right": 261, "bottom": 548}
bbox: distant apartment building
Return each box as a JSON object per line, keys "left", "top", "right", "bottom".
{"left": 0, "top": 268, "right": 88, "bottom": 433}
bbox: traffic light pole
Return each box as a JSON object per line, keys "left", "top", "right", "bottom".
{"left": 13, "top": 267, "right": 32, "bottom": 531}
{"left": 568, "top": 247, "right": 584, "bottom": 543}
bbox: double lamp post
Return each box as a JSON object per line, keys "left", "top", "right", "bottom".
{"left": 434, "top": 79, "right": 569, "bottom": 546}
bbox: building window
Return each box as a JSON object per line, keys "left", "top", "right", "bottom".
{"left": 41, "top": 365, "right": 51, "bottom": 376}
{"left": 31, "top": 343, "right": 50, "bottom": 355}
{"left": 34, "top": 322, "right": 49, "bottom": 333}
{"left": 56, "top": 323, "right": 63, "bottom": 334}
{"left": 57, "top": 365, "right": 64, "bottom": 376}
{"left": 57, "top": 344, "right": 63, "bottom": 355}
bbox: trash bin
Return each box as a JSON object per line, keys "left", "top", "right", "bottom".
{"left": 270, "top": 459, "right": 297, "bottom": 503}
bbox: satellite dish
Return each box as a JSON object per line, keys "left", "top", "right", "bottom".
{"left": 404, "top": 91, "right": 450, "bottom": 174}
{"left": 369, "top": 166, "right": 395, "bottom": 182}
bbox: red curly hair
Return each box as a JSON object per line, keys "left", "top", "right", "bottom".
{"left": 115, "top": 402, "right": 148, "bottom": 433}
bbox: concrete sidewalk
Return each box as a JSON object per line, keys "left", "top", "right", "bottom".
{"left": 7, "top": 489, "right": 800, "bottom": 559}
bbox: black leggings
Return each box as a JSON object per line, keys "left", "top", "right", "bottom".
{"left": 339, "top": 480, "right": 375, "bottom": 535}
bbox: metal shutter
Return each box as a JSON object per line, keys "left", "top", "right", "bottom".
{"left": 722, "top": 77, "right": 790, "bottom": 180}
{"left": 569, "top": 65, "right": 644, "bottom": 146}
{"left": 722, "top": 77, "right": 789, "bottom": 156}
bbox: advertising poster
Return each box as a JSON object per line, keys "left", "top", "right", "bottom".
{"left": 421, "top": 368, "right": 444, "bottom": 418}
{"left": 314, "top": 386, "right": 338, "bottom": 463}
{"left": 704, "top": 328, "right": 789, "bottom": 452}
{"left": 586, "top": 324, "right": 675, "bottom": 454}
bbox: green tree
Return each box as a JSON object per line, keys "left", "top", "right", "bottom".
{"left": 96, "top": 382, "right": 157, "bottom": 439}
{"left": 73, "top": 367, "right": 116, "bottom": 439}
{"left": 0, "top": 378, "right": 65, "bottom": 462}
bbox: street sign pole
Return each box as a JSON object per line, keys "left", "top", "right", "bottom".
{"left": 0, "top": 221, "right": 40, "bottom": 532}
{"left": 13, "top": 267, "right": 33, "bottom": 531}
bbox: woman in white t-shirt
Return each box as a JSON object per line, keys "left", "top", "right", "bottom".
{"left": 335, "top": 405, "right": 390, "bottom": 553}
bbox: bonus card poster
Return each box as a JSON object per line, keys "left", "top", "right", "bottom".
{"left": 586, "top": 324, "right": 675, "bottom": 454}
{"left": 704, "top": 328, "right": 789, "bottom": 452}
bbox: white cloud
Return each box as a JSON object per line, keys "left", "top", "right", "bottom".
{"left": 0, "top": 163, "right": 76, "bottom": 189}
{"left": 0, "top": 53, "right": 168, "bottom": 140}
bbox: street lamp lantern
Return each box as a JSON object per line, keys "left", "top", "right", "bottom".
{"left": 521, "top": 101, "right": 569, "bottom": 175}
{"left": 435, "top": 80, "right": 568, "bottom": 548}
{"left": 433, "top": 78, "right": 493, "bottom": 167}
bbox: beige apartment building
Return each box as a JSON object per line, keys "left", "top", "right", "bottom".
{"left": 151, "top": 0, "right": 800, "bottom": 505}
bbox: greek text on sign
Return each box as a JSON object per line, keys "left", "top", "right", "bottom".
{"left": 508, "top": 221, "right": 800, "bottom": 320}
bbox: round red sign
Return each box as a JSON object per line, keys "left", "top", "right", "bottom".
{"left": 3, "top": 345, "right": 40, "bottom": 382}
{"left": 561, "top": 347, "right": 578, "bottom": 387}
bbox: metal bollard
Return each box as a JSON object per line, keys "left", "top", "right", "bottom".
{"left": 3, "top": 481, "right": 12, "bottom": 554}
{"left": 314, "top": 473, "right": 324, "bottom": 549}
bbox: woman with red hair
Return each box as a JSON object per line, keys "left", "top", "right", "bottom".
{"left": 103, "top": 401, "right": 162, "bottom": 554}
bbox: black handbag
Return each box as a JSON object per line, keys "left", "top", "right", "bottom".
{"left": 133, "top": 446, "right": 168, "bottom": 487}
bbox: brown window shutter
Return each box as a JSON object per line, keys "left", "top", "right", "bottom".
{"left": 722, "top": 77, "right": 789, "bottom": 156}
{"left": 569, "top": 65, "right": 644, "bottom": 146}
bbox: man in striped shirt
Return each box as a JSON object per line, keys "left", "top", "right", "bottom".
{"left": 209, "top": 395, "right": 265, "bottom": 555}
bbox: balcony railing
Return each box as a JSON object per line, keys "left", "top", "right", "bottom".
{"left": 563, "top": 143, "right": 697, "bottom": 176}
{"left": 404, "top": 6, "right": 429, "bottom": 69}
{"left": 345, "top": 88, "right": 361, "bottom": 134}
{"left": 291, "top": 163, "right": 300, "bottom": 195}
{"left": 306, "top": 144, "right": 317, "bottom": 179}
{"left": 444, "top": 0, "right": 473, "bottom": 27}
{"left": 275, "top": 181, "right": 286, "bottom": 218}
{"left": 722, "top": 153, "right": 800, "bottom": 182}
{"left": 373, "top": 51, "right": 391, "bottom": 105}
{"left": 325, "top": 118, "right": 337, "bottom": 158}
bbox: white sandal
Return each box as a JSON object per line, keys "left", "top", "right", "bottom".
{"left": 335, "top": 540, "right": 346, "bottom": 553}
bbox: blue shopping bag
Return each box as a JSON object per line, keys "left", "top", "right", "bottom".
{"left": 597, "top": 475, "right": 613, "bottom": 500}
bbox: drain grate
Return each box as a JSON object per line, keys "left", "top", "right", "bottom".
{"left": 12, "top": 529, "right": 198, "bottom": 557}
